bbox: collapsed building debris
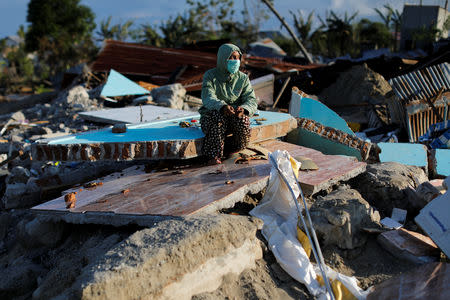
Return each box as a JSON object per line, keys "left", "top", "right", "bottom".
{"left": 288, "top": 117, "right": 372, "bottom": 161}
{"left": 32, "top": 140, "right": 366, "bottom": 227}
{"left": 31, "top": 111, "right": 297, "bottom": 162}
{"left": 1, "top": 32, "right": 449, "bottom": 300}
{"left": 388, "top": 62, "right": 450, "bottom": 142}
{"left": 79, "top": 105, "right": 197, "bottom": 125}
{"left": 351, "top": 162, "right": 429, "bottom": 217}
{"left": 377, "top": 142, "right": 428, "bottom": 169}
{"left": 310, "top": 187, "right": 380, "bottom": 249}
{"left": 415, "top": 188, "right": 450, "bottom": 257}
{"left": 100, "top": 69, "right": 150, "bottom": 98}
{"left": 318, "top": 63, "right": 394, "bottom": 128}
{"left": 377, "top": 228, "right": 440, "bottom": 264}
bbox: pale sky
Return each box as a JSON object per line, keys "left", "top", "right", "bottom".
{"left": 1, "top": 0, "right": 445, "bottom": 38}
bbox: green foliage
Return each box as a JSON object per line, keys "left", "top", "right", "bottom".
{"left": 0, "top": 28, "right": 36, "bottom": 93}
{"left": 289, "top": 8, "right": 400, "bottom": 58}
{"left": 357, "top": 19, "right": 392, "bottom": 49}
{"left": 25, "top": 0, "right": 96, "bottom": 75}
{"left": 411, "top": 25, "right": 442, "bottom": 47}
{"left": 96, "top": 17, "right": 136, "bottom": 42}
{"left": 290, "top": 10, "right": 315, "bottom": 42}
{"left": 160, "top": 12, "right": 207, "bottom": 47}
{"left": 136, "top": 24, "right": 164, "bottom": 47}
{"left": 318, "top": 10, "right": 359, "bottom": 57}
{"left": 373, "top": 4, "right": 402, "bottom": 51}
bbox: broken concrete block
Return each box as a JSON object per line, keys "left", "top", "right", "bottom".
{"left": 11, "top": 111, "right": 26, "bottom": 122}
{"left": 377, "top": 228, "right": 440, "bottom": 264}
{"left": 415, "top": 181, "right": 441, "bottom": 205}
{"left": 378, "top": 142, "right": 428, "bottom": 169}
{"left": 431, "top": 149, "right": 450, "bottom": 177}
{"left": 287, "top": 117, "right": 372, "bottom": 161}
{"left": 54, "top": 215, "right": 262, "bottom": 300}
{"left": 17, "top": 218, "right": 66, "bottom": 248}
{"left": 151, "top": 83, "right": 186, "bottom": 110}
{"left": 309, "top": 188, "right": 380, "bottom": 249}
{"left": 57, "top": 85, "right": 91, "bottom": 110}
{"left": 2, "top": 182, "right": 41, "bottom": 209}
{"left": 6, "top": 166, "right": 30, "bottom": 184}
{"left": 367, "top": 262, "right": 450, "bottom": 300}
{"left": 415, "top": 190, "right": 450, "bottom": 258}
{"left": 0, "top": 256, "right": 44, "bottom": 299}
{"left": 352, "top": 162, "right": 428, "bottom": 217}
{"left": 289, "top": 88, "right": 354, "bottom": 134}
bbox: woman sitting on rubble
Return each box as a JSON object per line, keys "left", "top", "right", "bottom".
{"left": 199, "top": 43, "right": 257, "bottom": 165}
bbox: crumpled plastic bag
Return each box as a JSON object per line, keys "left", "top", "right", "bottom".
{"left": 250, "top": 150, "right": 371, "bottom": 300}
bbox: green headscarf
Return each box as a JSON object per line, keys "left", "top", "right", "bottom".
{"left": 215, "top": 43, "right": 242, "bottom": 82}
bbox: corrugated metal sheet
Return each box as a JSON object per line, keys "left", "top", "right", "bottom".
{"left": 389, "top": 62, "right": 450, "bottom": 103}
{"left": 388, "top": 62, "right": 450, "bottom": 142}
{"left": 91, "top": 40, "right": 321, "bottom": 89}
{"left": 91, "top": 40, "right": 217, "bottom": 86}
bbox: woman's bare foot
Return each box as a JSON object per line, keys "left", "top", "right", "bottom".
{"left": 207, "top": 158, "right": 222, "bottom": 165}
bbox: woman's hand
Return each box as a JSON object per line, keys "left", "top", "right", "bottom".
{"left": 235, "top": 106, "right": 244, "bottom": 117}
{"left": 221, "top": 105, "right": 235, "bottom": 116}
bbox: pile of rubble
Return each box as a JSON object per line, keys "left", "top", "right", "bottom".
{"left": 0, "top": 54, "right": 448, "bottom": 299}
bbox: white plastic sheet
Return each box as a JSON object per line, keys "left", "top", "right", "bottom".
{"left": 250, "top": 150, "right": 370, "bottom": 299}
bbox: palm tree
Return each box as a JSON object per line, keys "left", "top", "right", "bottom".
{"left": 319, "top": 10, "right": 358, "bottom": 57}
{"left": 96, "top": 16, "right": 117, "bottom": 41}
{"left": 390, "top": 7, "right": 402, "bottom": 52}
{"left": 136, "top": 24, "right": 163, "bottom": 47}
{"left": 96, "top": 17, "right": 134, "bottom": 42}
{"left": 290, "top": 10, "right": 315, "bottom": 42}
{"left": 374, "top": 5, "right": 402, "bottom": 52}
{"left": 374, "top": 5, "right": 393, "bottom": 28}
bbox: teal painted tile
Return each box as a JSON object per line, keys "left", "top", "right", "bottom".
{"left": 435, "top": 149, "right": 450, "bottom": 176}
{"left": 101, "top": 69, "right": 150, "bottom": 97}
{"left": 378, "top": 143, "right": 428, "bottom": 167}
{"left": 290, "top": 94, "right": 354, "bottom": 135}
{"left": 47, "top": 111, "right": 293, "bottom": 145}
{"left": 286, "top": 128, "right": 362, "bottom": 160}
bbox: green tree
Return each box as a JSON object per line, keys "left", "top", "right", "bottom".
{"left": 0, "top": 26, "right": 35, "bottom": 93}
{"left": 319, "top": 10, "right": 358, "bottom": 57}
{"left": 291, "top": 10, "right": 315, "bottom": 42}
{"left": 135, "top": 24, "right": 164, "bottom": 47}
{"left": 356, "top": 19, "right": 392, "bottom": 50}
{"left": 374, "top": 4, "right": 402, "bottom": 51}
{"left": 25, "top": 0, "right": 96, "bottom": 74}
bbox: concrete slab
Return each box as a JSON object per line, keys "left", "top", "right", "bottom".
{"left": 289, "top": 88, "right": 354, "bottom": 135}
{"left": 287, "top": 118, "right": 372, "bottom": 161}
{"left": 101, "top": 69, "right": 150, "bottom": 97}
{"left": 44, "top": 215, "right": 262, "bottom": 300}
{"left": 431, "top": 149, "right": 450, "bottom": 177}
{"left": 79, "top": 105, "right": 198, "bottom": 125}
{"left": 378, "top": 142, "right": 428, "bottom": 168}
{"left": 31, "top": 111, "right": 298, "bottom": 162}
{"left": 415, "top": 190, "right": 450, "bottom": 257}
{"left": 377, "top": 228, "right": 440, "bottom": 264}
{"left": 367, "top": 262, "right": 450, "bottom": 300}
{"left": 32, "top": 140, "right": 366, "bottom": 226}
